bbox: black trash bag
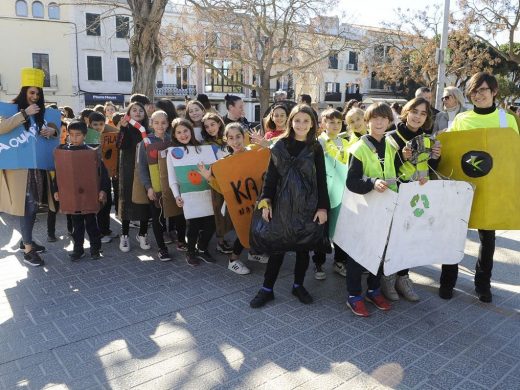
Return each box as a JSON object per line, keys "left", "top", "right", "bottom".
{"left": 250, "top": 140, "right": 329, "bottom": 254}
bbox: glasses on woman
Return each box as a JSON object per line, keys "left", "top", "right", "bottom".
{"left": 441, "top": 96, "right": 451, "bottom": 101}
{"left": 470, "top": 87, "right": 491, "bottom": 97}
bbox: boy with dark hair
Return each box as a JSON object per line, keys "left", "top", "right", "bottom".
{"left": 53, "top": 121, "right": 111, "bottom": 260}
{"left": 80, "top": 108, "right": 94, "bottom": 126}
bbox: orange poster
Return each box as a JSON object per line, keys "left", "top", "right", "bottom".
{"left": 101, "top": 132, "right": 119, "bottom": 177}
{"left": 212, "top": 147, "right": 270, "bottom": 248}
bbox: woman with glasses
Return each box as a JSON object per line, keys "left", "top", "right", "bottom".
{"left": 439, "top": 72, "right": 519, "bottom": 303}
{"left": 432, "top": 86, "right": 467, "bottom": 134}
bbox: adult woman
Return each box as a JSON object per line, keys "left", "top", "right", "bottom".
{"left": 432, "top": 86, "right": 467, "bottom": 134}
{"left": 223, "top": 94, "right": 250, "bottom": 129}
{"left": 439, "top": 72, "right": 518, "bottom": 303}
{"left": 0, "top": 68, "right": 57, "bottom": 266}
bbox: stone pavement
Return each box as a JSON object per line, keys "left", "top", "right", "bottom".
{"left": 0, "top": 211, "right": 519, "bottom": 390}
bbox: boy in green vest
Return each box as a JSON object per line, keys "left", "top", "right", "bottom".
{"left": 344, "top": 103, "right": 402, "bottom": 317}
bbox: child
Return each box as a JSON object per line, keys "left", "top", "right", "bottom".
{"left": 112, "top": 113, "right": 123, "bottom": 129}
{"left": 344, "top": 107, "right": 367, "bottom": 139}
{"left": 86, "top": 111, "right": 105, "bottom": 145}
{"left": 312, "top": 108, "right": 354, "bottom": 280}
{"left": 167, "top": 118, "right": 216, "bottom": 267}
{"left": 53, "top": 121, "right": 110, "bottom": 261}
{"left": 104, "top": 101, "right": 117, "bottom": 126}
{"left": 381, "top": 97, "right": 441, "bottom": 302}
{"left": 201, "top": 113, "right": 234, "bottom": 254}
{"left": 264, "top": 104, "right": 288, "bottom": 140}
{"left": 250, "top": 104, "right": 330, "bottom": 308}
{"left": 79, "top": 108, "right": 94, "bottom": 126}
{"left": 185, "top": 100, "right": 206, "bottom": 142}
{"left": 136, "top": 110, "right": 173, "bottom": 261}
{"left": 344, "top": 103, "right": 400, "bottom": 317}
{"left": 117, "top": 102, "right": 151, "bottom": 252}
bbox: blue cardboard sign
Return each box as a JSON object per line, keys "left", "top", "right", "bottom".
{"left": 0, "top": 103, "right": 61, "bottom": 170}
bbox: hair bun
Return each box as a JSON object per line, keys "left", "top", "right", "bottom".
{"left": 224, "top": 94, "right": 230, "bottom": 101}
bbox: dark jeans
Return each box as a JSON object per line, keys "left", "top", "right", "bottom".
{"left": 186, "top": 216, "right": 215, "bottom": 252}
{"left": 19, "top": 189, "right": 38, "bottom": 245}
{"left": 112, "top": 177, "right": 119, "bottom": 215}
{"left": 149, "top": 201, "right": 166, "bottom": 250}
{"left": 440, "top": 229, "right": 495, "bottom": 290}
{"left": 313, "top": 243, "right": 348, "bottom": 266}
{"left": 232, "top": 237, "right": 244, "bottom": 256}
{"left": 47, "top": 207, "right": 72, "bottom": 236}
{"left": 169, "top": 214, "right": 186, "bottom": 243}
{"left": 97, "top": 188, "right": 113, "bottom": 236}
{"left": 345, "top": 252, "right": 381, "bottom": 296}
{"left": 263, "top": 251, "right": 310, "bottom": 290}
{"left": 71, "top": 213, "right": 101, "bottom": 254}
{"left": 121, "top": 219, "right": 148, "bottom": 236}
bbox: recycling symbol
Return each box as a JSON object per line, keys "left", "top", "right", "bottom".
{"left": 410, "top": 194, "right": 430, "bottom": 217}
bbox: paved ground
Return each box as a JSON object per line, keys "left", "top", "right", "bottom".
{"left": 0, "top": 211, "right": 519, "bottom": 390}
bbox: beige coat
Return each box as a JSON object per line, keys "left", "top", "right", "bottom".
{"left": 0, "top": 112, "right": 55, "bottom": 216}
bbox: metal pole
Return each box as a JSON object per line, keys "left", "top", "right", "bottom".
{"left": 435, "top": 0, "right": 450, "bottom": 110}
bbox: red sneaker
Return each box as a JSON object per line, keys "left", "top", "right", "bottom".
{"left": 366, "top": 290, "right": 391, "bottom": 311}
{"left": 347, "top": 296, "right": 370, "bottom": 317}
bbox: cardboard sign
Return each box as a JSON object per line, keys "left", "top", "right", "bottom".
{"left": 324, "top": 154, "right": 348, "bottom": 237}
{"left": 212, "top": 147, "right": 270, "bottom": 247}
{"left": 333, "top": 188, "right": 398, "bottom": 275}
{"left": 158, "top": 151, "right": 183, "bottom": 218}
{"left": 54, "top": 148, "right": 101, "bottom": 214}
{"left": 437, "top": 128, "right": 520, "bottom": 229}
{"left": 101, "top": 132, "right": 119, "bottom": 177}
{"left": 0, "top": 103, "right": 61, "bottom": 170}
{"left": 166, "top": 145, "right": 216, "bottom": 219}
{"left": 146, "top": 140, "right": 172, "bottom": 193}
{"left": 384, "top": 181, "right": 474, "bottom": 275}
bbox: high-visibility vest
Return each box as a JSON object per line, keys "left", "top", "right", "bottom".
{"left": 319, "top": 133, "right": 358, "bottom": 164}
{"left": 387, "top": 130, "right": 431, "bottom": 181}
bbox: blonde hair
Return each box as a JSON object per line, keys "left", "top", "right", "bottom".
{"left": 345, "top": 107, "right": 364, "bottom": 123}
{"left": 150, "top": 110, "right": 168, "bottom": 122}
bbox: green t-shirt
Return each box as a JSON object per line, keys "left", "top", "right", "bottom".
{"left": 449, "top": 109, "right": 519, "bottom": 134}
{"left": 85, "top": 128, "right": 101, "bottom": 145}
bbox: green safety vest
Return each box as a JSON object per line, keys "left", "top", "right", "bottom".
{"left": 349, "top": 135, "right": 398, "bottom": 192}
{"left": 319, "top": 133, "right": 358, "bottom": 164}
{"left": 386, "top": 130, "right": 431, "bottom": 181}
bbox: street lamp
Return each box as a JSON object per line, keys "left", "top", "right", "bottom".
{"left": 435, "top": 0, "right": 450, "bottom": 110}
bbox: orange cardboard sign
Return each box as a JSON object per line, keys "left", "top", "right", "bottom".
{"left": 211, "top": 147, "right": 270, "bottom": 247}
{"left": 101, "top": 132, "right": 119, "bottom": 177}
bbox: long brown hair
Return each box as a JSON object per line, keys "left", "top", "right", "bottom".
{"left": 171, "top": 118, "right": 201, "bottom": 152}
{"left": 282, "top": 104, "right": 318, "bottom": 145}
{"left": 400, "top": 97, "right": 432, "bottom": 130}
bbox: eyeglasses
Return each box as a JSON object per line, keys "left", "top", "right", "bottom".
{"left": 470, "top": 87, "right": 491, "bottom": 97}
{"left": 441, "top": 96, "right": 451, "bottom": 101}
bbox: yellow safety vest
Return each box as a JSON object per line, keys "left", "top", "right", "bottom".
{"left": 386, "top": 130, "right": 431, "bottom": 181}
{"left": 319, "top": 133, "right": 357, "bottom": 164}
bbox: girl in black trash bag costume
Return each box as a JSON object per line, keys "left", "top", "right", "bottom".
{"left": 250, "top": 104, "right": 330, "bottom": 308}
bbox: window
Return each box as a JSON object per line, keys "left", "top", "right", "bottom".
{"left": 117, "top": 58, "right": 131, "bottom": 82}
{"left": 86, "top": 13, "right": 101, "bottom": 36}
{"left": 204, "top": 60, "right": 243, "bottom": 93}
{"left": 115, "top": 15, "right": 129, "bottom": 38}
{"left": 16, "top": 0, "right": 28, "bottom": 16}
{"left": 32, "top": 1, "right": 44, "bottom": 18}
{"left": 348, "top": 51, "right": 358, "bottom": 71}
{"left": 87, "top": 56, "right": 102, "bottom": 80}
{"left": 32, "top": 53, "right": 50, "bottom": 87}
{"left": 325, "top": 82, "right": 340, "bottom": 93}
{"left": 328, "top": 54, "right": 338, "bottom": 69}
{"left": 176, "top": 67, "right": 189, "bottom": 88}
{"left": 48, "top": 2, "right": 60, "bottom": 19}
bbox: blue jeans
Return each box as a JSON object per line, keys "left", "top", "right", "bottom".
{"left": 19, "top": 189, "right": 38, "bottom": 245}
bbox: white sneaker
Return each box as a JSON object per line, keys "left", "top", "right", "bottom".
{"left": 136, "top": 234, "right": 151, "bottom": 250}
{"left": 101, "top": 236, "right": 112, "bottom": 244}
{"left": 248, "top": 253, "right": 269, "bottom": 264}
{"left": 228, "top": 260, "right": 250, "bottom": 275}
{"left": 119, "top": 235, "right": 130, "bottom": 252}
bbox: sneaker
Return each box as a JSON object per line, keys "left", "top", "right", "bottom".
{"left": 19, "top": 241, "right": 46, "bottom": 253}
{"left": 90, "top": 250, "right": 103, "bottom": 260}
{"left": 475, "top": 287, "right": 492, "bottom": 303}
{"left": 197, "top": 250, "right": 216, "bottom": 263}
{"left": 248, "top": 253, "right": 269, "bottom": 263}
{"left": 119, "top": 235, "right": 130, "bottom": 252}
{"left": 333, "top": 261, "right": 347, "bottom": 277}
{"left": 101, "top": 235, "right": 113, "bottom": 244}
{"left": 292, "top": 285, "right": 313, "bottom": 304}
{"left": 185, "top": 251, "right": 200, "bottom": 267}
{"left": 347, "top": 296, "right": 370, "bottom": 317}
{"left": 366, "top": 289, "right": 391, "bottom": 311}
{"left": 216, "top": 240, "right": 233, "bottom": 254}
{"left": 47, "top": 234, "right": 57, "bottom": 243}
{"left": 129, "top": 220, "right": 140, "bottom": 229}
{"left": 395, "top": 275, "right": 420, "bottom": 302}
{"left": 228, "top": 260, "right": 250, "bottom": 275}
{"left": 250, "top": 288, "right": 274, "bottom": 308}
{"left": 177, "top": 242, "right": 188, "bottom": 252}
{"left": 69, "top": 251, "right": 86, "bottom": 262}
{"left": 158, "top": 248, "right": 172, "bottom": 262}
{"left": 314, "top": 264, "right": 326, "bottom": 280}
{"left": 136, "top": 234, "right": 151, "bottom": 250}
{"left": 439, "top": 286, "right": 453, "bottom": 300}
{"left": 163, "top": 232, "right": 173, "bottom": 245}
{"left": 23, "top": 250, "right": 44, "bottom": 267}
{"left": 380, "top": 274, "right": 399, "bottom": 301}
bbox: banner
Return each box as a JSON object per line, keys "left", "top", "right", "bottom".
{"left": 166, "top": 145, "right": 216, "bottom": 219}
{"left": 384, "top": 181, "right": 474, "bottom": 275}
{"left": 54, "top": 148, "right": 101, "bottom": 214}
{"left": 0, "top": 103, "right": 61, "bottom": 170}
{"left": 158, "top": 151, "right": 183, "bottom": 218}
{"left": 437, "top": 128, "right": 520, "bottom": 229}
{"left": 324, "top": 154, "right": 348, "bottom": 237}
{"left": 212, "top": 147, "right": 270, "bottom": 247}
{"left": 100, "top": 132, "right": 119, "bottom": 177}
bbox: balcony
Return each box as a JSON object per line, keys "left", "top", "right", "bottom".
{"left": 155, "top": 84, "right": 196, "bottom": 97}
{"left": 324, "top": 92, "right": 342, "bottom": 102}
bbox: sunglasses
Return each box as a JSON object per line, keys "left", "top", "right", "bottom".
{"left": 441, "top": 96, "right": 451, "bottom": 101}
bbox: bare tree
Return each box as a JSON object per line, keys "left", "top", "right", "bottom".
{"left": 62, "top": 0, "right": 169, "bottom": 98}
{"left": 162, "top": 0, "right": 349, "bottom": 114}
